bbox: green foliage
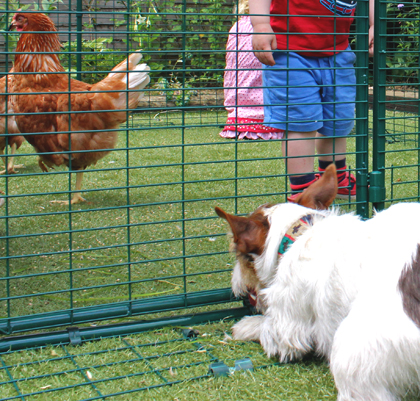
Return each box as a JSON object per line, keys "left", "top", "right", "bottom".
{"left": 386, "top": 2, "right": 420, "bottom": 83}
{"left": 156, "top": 77, "right": 198, "bottom": 106}
{"left": 128, "top": 0, "right": 232, "bottom": 89}
{"left": 31, "top": 0, "right": 62, "bottom": 12}
{"left": 60, "top": 36, "right": 125, "bottom": 83}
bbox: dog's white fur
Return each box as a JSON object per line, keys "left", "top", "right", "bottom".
{"left": 231, "top": 202, "right": 420, "bottom": 401}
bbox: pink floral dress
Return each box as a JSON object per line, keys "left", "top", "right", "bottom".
{"left": 219, "top": 16, "right": 283, "bottom": 140}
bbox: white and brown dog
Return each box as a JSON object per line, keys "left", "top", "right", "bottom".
{"left": 216, "top": 165, "right": 420, "bottom": 401}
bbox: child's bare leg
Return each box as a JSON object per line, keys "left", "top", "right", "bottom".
{"left": 282, "top": 130, "right": 317, "bottom": 176}
{"left": 282, "top": 130, "right": 318, "bottom": 199}
{"left": 315, "top": 134, "right": 347, "bottom": 162}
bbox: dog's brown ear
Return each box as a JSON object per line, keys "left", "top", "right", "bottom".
{"left": 293, "top": 164, "right": 338, "bottom": 210}
{"left": 215, "top": 207, "right": 268, "bottom": 255}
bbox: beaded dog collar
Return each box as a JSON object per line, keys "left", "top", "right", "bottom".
{"left": 278, "top": 215, "right": 314, "bottom": 256}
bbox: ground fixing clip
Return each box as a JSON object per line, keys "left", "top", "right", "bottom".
{"left": 67, "top": 327, "right": 82, "bottom": 346}
{"left": 234, "top": 358, "right": 254, "bottom": 372}
{"left": 209, "top": 361, "right": 230, "bottom": 376}
{"left": 209, "top": 358, "right": 254, "bottom": 377}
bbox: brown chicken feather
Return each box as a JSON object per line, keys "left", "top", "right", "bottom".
{"left": 0, "top": 73, "right": 25, "bottom": 174}
{"left": 10, "top": 12, "right": 150, "bottom": 204}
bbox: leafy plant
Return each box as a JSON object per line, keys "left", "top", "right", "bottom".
{"left": 60, "top": 36, "right": 126, "bottom": 83}
{"left": 156, "top": 77, "right": 198, "bottom": 106}
{"left": 128, "top": 0, "right": 232, "bottom": 87}
{"left": 386, "top": 2, "right": 420, "bottom": 83}
{"left": 31, "top": 0, "right": 63, "bottom": 12}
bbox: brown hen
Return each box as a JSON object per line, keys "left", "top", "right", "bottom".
{"left": 0, "top": 73, "right": 25, "bottom": 174}
{"left": 10, "top": 12, "right": 150, "bottom": 204}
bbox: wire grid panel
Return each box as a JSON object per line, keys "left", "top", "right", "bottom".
{"left": 372, "top": 0, "right": 420, "bottom": 206}
{"left": 0, "top": 321, "right": 278, "bottom": 400}
{"left": 0, "top": 0, "right": 300, "bottom": 336}
{"left": 0, "top": 0, "right": 375, "bottom": 336}
{"left": 6, "top": 0, "right": 420, "bottom": 399}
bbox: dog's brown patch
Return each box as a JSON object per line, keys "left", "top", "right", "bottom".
{"left": 215, "top": 206, "right": 270, "bottom": 256}
{"left": 236, "top": 253, "right": 260, "bottom": 292}
{"left": 216, "top": 206, "right": 270, "bottom": 299}
{"left": 398, "top": 244, "right": 420, "bottom": 328}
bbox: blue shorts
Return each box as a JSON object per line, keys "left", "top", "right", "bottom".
{"left": 262, "top": 48, "right": 356, "bottom": 136}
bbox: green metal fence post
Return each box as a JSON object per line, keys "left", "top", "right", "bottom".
{"left": 355, "top": 0, "right": 371, "bottom": 218}
{"left": 418, "top": 4, "right": 420, "bottom": 198}
{"left": 4, "top": 0, "right": 11, "bottom": 338}
{"left": 181, "top": 0, "right": 187, "bottom": 306}
{"left": 125, "top": 0, "right": 133, "bottom": 315}
{"left": 76, "top": 0, "right": 83, "bottom": 81}
{"left": 371, "top": 0, "right": 387, "bottom": 211}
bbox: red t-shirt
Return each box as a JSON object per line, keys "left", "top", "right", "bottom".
{"left": 270, "top": 0, "right": 356, "bottom": 57}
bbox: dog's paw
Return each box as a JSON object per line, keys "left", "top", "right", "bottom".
{"left": 233, "top": 315, "right": 308, "bottom": 362}
{"left": 232, "top": 315, "right": 264, "bottom": 342}
{"left": 259, "top": 325, "right": 308, "bottom": 361}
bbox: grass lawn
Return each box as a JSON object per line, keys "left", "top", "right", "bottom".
{"left": 0, "top": 320, "right": 337, "bottom": 401}
{"left": 0, "top": 109, "right": 308, "bottom": 323}
{"left": 1, "top": 108, "right": 420, "bottom": 400}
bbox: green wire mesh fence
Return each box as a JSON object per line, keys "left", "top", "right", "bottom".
{"left": 0, "top": 0, "right": 419, "bottom": 398}
{"left": 372, "top": 0, "right": 420, "bottom": 208}
{"left": 0, "top": 0, "right": 242, "bottom": 339}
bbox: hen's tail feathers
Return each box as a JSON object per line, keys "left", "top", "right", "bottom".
{"left": 105, "top": 51, "right": 151, "bottom": 109}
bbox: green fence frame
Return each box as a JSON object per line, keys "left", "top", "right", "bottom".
{"left": 0, "top": 0, "right": 260, "bottom": 347}
{"left": 0, "top": 0, "right": 418, "bottom": 352}
{"left": 3, "top": 0, "right": 420, "bottom": 398}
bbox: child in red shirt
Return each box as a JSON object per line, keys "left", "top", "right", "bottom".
{"left": 249, "top": 0, "right": 374, "bottom": 200}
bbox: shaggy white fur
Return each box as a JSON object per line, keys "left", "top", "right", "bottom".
{"left": 230, "top": 202, "right": 420, "bottom": 401}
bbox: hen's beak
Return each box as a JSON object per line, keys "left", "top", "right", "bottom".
{"left": 8, "top": 20, "right": 16, "bottom": 31}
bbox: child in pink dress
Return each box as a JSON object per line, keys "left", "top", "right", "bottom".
{"left": 219, "top": 12, "right": 283, "bottom": 140}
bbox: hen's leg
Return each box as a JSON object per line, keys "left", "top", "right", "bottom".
{"left": 38, "top": 156, "right": 49, "bottom": 173}
{"left": 0, "top": 144, "right": 24, "bottom": 174}
{"left": 51, "top": 171, "right": 86, "bottom": 205}
{"left": 70, "top": 172, "right": 86, "bottom": 204}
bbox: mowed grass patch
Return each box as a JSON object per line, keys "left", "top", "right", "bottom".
{"left": 1, "top": 108, "right": 420, "bottom": 399}
{"left": 0, "top": 110, "right": 286, "bottom": 321}
{"left": 1, "top": 108, "right": 417, "bottom": 321}
{"left": 0, "top": 320, "right": 337, "bottom": 401}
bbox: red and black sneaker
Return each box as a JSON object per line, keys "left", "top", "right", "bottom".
{"left": 336, "top": 171, "right": 356, "bottom": 200}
